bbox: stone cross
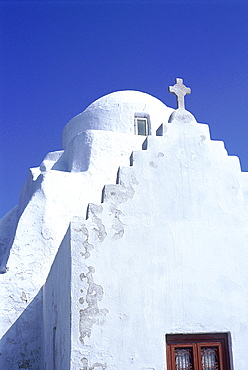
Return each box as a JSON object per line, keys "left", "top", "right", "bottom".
{"left": 169, "top": 78, "right": 191, "bottom": 109}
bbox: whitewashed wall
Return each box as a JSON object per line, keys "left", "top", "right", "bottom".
{"left": 57, "top": 116, "right": 248, "bottom": 369}
{"left": 0, "top": 91, "right": 173, "bottom": 369}
{"left": 43, "top": 228, "right": 71, "bottom": 370}
{"left": 1, "top": 90, "right": 248, "bottom": 369}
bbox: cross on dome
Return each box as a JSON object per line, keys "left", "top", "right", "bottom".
{"left": 169, "top": 78, "right": 191, "bottom": 110}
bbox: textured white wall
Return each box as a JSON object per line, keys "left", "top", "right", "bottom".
{"left": 43, "top": 228, "right": 71, "bottom": 370}
{"left": 1, "top": 90, "right": 248, "bottom": 369}
{"left": 0, "top": 91, "right": 173, "bottom": 369}
{"left": 62, "top": 90, "right": 173, "bottom": 149}
{"left": 64, "top": 117, "right": 248, "bottom": 369}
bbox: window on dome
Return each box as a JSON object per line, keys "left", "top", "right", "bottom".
{"left": 166, "top": 333, "right": 231, "bottom": 370}
{"left": 134, "top": 114, "right": 149, "bottom": 136}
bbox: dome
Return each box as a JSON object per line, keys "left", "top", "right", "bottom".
{"left": 62, "top": 90, "right": 174, "bottom": 149}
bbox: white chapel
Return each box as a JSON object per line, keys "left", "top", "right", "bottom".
{"left": 0, "top": 79, "right": 248, "bottom": 369}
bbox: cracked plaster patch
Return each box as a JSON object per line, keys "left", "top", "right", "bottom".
{"left": 87, "top": 204, "right": 107, "bottom": 242}
{"left": 73, "top": 224, "right": 94, "bottom": 259}
{"left": 79, "top": 266, "right": 109, "bottom": 343}
{"left": 80, "top": 357, "right": 107, "bottom": 370}
{"left": 103, "top": 183, "right": 135, "bottom": 204}
{"left": 109, "top": 206, "right": 124, "bottom": 239}
{"left": 149, "top": 161, "right": 157, "bottom": 168}
{"left": 20, "top": 291, "right": 28, "bottom": 303}
{"left": 41, "top": 225, "right": 54, "bottom": 240}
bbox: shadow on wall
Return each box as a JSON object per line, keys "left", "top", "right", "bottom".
{"left": 0, "top": 206, "right": 19, "bottom": 274}
{"left": 0, "top": 288, "right": 43, "bottom": 370}
{"left": 0, "top": 171, "right": 44, "bottom": 273}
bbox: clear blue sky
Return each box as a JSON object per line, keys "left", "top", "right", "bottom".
{"left": 1, "top": 0, "right": 248, "bottom": 218}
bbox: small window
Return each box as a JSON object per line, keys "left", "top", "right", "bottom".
{"left": 166, "top": 333, "right": 231, "bottom": 370}
{"left": 134, "top": 115, "right": 149, "bottom": 136}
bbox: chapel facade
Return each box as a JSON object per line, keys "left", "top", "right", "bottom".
{"left": 0, "top": 79, "right": 247, "bottom": 369}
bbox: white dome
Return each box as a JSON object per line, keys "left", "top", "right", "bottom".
{"left": 62, "top": 90, "right": 174, "bottom": 148}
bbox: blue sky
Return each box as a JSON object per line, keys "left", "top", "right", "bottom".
{"left": 1, "top": 0, "right": 248, "bottom": 218}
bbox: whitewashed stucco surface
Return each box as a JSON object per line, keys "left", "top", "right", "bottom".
{"left": 1, "top": 89, "right": 248, "bottom": 369}
{"left": 0, "top": 91, "right": 173, "bottom": 369}
{"left": 56, "top": 117, "right": 248, "bottom": 369}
